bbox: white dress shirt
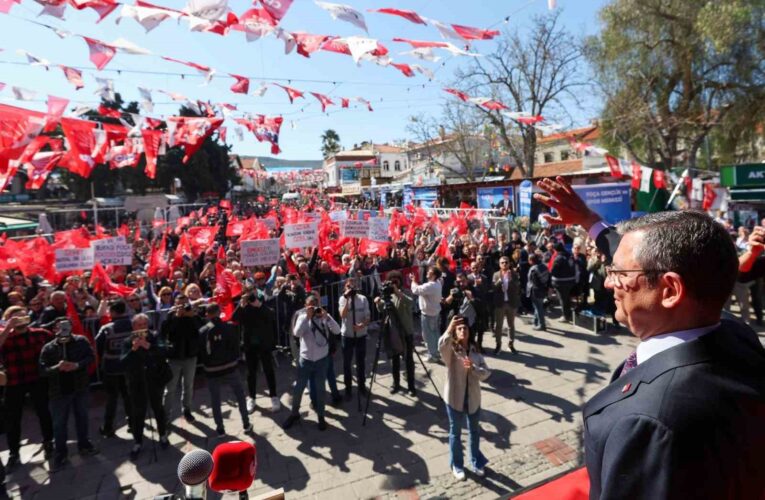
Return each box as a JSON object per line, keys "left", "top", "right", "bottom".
{"left": 411, "top": 279, "right": 442, "bottom": 317}
{"left": 636, "top": 323, "right": 719, "bottom": 365}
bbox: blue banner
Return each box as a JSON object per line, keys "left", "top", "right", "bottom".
{"left": 477, "top": 186, "right": 514, "bottom": 210}
{"left": 571, "top": 183, "right": 632, "bottom": 224}
{"left": 518, "top": 180, "right": 532, "bottom": 217}
{"left": 403, "top": 187, "right": 413, "bottom": 207}
{"left": 413, "top": 187, "right": 438, "bottom": 208}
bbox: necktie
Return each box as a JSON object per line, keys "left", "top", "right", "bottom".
{"left": 619, "top": 350, "right": 638, "bottom": 378}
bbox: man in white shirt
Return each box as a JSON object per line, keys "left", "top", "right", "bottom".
{"left": 535, "top": 175, "right": 765, "bottom": 499}
{"left": 338, "top": 279, "right": 371, "bottom": 401}
{"left": 282, "top": 296, "right": 340, "bottom": 431}
{"left": 410, "top": 266, "right": 443, "bottom": 362}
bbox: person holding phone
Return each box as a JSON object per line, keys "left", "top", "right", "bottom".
{"left": 39, "top": 319, "right": 98, "bottom": 471}
{"left": 0, "top": 306, "right": 54, "bottom": 469}
{"left": 439, "top": 316, "right": 491, "bottom": 481}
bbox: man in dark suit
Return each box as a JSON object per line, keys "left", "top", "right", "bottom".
{"left": 535, "top": 176, "right": 765, "bottom": 499}
{"left": 492, "top": 188, "right": 514, "bottom": 213}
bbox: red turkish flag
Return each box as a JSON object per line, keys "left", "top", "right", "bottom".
{"left": 310, "top": 92, "right": 335, "bottom": 112}
{"left": 630, "top": 161, "right": 641, "bottom": 189}
{"left": 141, "top": 128, "right": 162, "bottom": 179}
{"left": 148, "top": 234, "right": 168, "bottom": 278}
{"left": 275, "top": 84, "right": 305, "bottom": 103}
{"left": 60, "top": 66, "right": 84, "bottom": 90}
{"left": 444, "top": 88, "right": 470, "bottom": 102}
{"left": 515, "top": 115, "right": 544, "bottom": 125}
{"left": 605, "top": 155, "right": 623, "bottom": 179}
{"left": 370, "top": 8, "right": 426, "bottom": 25}
{"left": 167, "top": 116, "right": 223, "bottom": 163}
{"left": 341, "top": 97, "right": 349, "bottom": 108}
{"left": 59, "top": 117, "right": 97, "bottom": 177}
{"left": 293, "top": 33, "right": 332, "bottom": 57}
{"left": 229, "top": 74, "right": 250, "bottom": 94}
{"left": 97, "top": 105, "right": 121, "bottom": 119}
{"left": 480, "top": 100, "right": 508, "bottom": 111}
{"left": 252, "top": 115, "right": 283, "bottom": 154}
{"left": 702, "top": 183, "right": 717, "bottom": 211}
{"left": 82, "top": 37, "right": 116, "bottom": 70}
{"left": 451, "top": 24, "right": 500, "bottom": 40}
{"left": 391, "top": 63, "right": 414, "bottom": 77}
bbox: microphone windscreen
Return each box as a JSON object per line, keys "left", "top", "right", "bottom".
{"left": 208, "top": 441, "right": 257, "bottom": 492}
{"left": 178, "top": 449, "right": 214, "bottom": 486}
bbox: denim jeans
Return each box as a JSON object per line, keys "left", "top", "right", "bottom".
{"left": 421, "top": 314, "right": 441, "bottom": 359}
{"left": 291, "top": 356, "right": 328, "bottom": 418}
{"left": 341, "top": 336, "right": 367, "bottom": 391}
{"left": 207, "top": 371, "right": 249, "bottom": 429}
{"left": 49, "top": 390, "right": 90, "bottom": 459}
{"left": 446, "top": 399, "right": 487, "bottom": 471}
{"left": 309, "top": 353, "right": 340, "bottom": 402}
{"left": 531, "top": 296, "right": 546, "bottom": 330}
{"left": 164, "top": 357, "right": 197, "bottom": 421}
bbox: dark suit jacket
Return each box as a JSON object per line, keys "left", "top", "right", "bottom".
{"left": 584, "top": 226, "right": 765, "bottom": 499}
{"left": 491, "top": 270, "right": 520, "bottom": 308}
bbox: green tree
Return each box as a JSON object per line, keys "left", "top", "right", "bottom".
{"left": 585, "top": 0, "right": 765, "bottom": 169}
{"left": 320, "top": 129, "right": 341, "bottom": 158}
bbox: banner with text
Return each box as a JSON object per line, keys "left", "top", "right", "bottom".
{"left": 571, "top": 183, "right": 632, "bottom": 224}
{"left": 55, "top": 248, "right": 95, "bottom": 272}
{"left": 240, "top": 239, "right": 281, "bottom": 267}
{"left": 91, "top": 237, "right": 133, "bottom": 266}
{"left": 341, "top": 219, "right": 370, "bottom": 239}
{"left": 368, "top": 217, "right": 390, "bottom": 242}
{"left": 329, "top": 210, "right": 348, "bottom": 222}
{"left": 284, "top": 222, "right": 319, "bottom": 248}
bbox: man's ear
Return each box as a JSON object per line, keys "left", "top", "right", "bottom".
{"left": 660, "top": 272, "right": 684, "bottom": 308}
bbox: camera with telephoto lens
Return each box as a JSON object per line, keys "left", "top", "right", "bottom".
{"left": 381, "top": 281, "right": 396, "bottom": 312}
{"left": 450, "top": 287, "right": 464, "bottom": 312}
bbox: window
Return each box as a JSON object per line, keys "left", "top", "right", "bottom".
{"left": 543, "top": 152, "right": 554, "bottom": 163}
{"left": 560, "top": 150, "right": 570, "bottom": 161}
{"left": 383, "top": 160, "right": 389, "bottom": 171}
{"left": 394, "top": 160, "right": 401, "bottom": 171}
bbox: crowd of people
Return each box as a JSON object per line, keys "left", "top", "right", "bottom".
{"left": 1, "top": 184, "right": 764, "bottom": 491}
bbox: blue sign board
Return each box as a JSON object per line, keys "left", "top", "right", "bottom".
{"left": 413, "top": 187, "right": 438, "bottom": 208}
{"left": 402, "top": 187, "right": 413, "bottom": 207}
{"left": 572, "top": 183, "right": 632, "bottom": 224}
{"left": 477, "top": 186, "right": 514, "bottom": 210}
{"left": 518, "top": 180, "right": 533, "bottom": 217}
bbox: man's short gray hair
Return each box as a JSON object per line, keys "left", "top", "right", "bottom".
{"left": 616, "top": 211, "right": 738, "bottom": 308}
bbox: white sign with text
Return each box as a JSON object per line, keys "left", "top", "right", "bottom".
{"left": 240, "top": 239, "right": 281, "bottom": 267}
{"left": 91, "top": 237, "right": 133, "bottom": 266}
{"left": 55, "top": 247, "right": 95, "bottom": 272}
{"left": 283, "top": 222, "right": 319, "bottom": 248}
{"left": 340, "top": 219, "right": 370, "bottom": 239}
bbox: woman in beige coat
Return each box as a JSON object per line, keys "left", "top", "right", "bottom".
{"left": 438, "top": 316, "right": 491, "bottom": 481}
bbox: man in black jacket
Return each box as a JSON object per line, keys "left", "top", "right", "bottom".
{"left": 536, "top": 176, "right": 765, "bottom": 499}
{"left": 233, "top": 290, "right": 280, "bottom": 414}
{"left": 40, "top": 319, "right": 98, "bottom": 471}
{"left": 161, "top": 294, "right": 203, "bottom": 424}
{"left": 199, "top": 304, "right": 251, "bottom": 436}
{"left": 95, "top": 300, "right": 133, "bottom": 438}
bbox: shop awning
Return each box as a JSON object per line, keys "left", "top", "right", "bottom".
{"left": 720, "top": 163, "right": 765, "bottom": 188}
{"left": 0, "top": 216, "right": 38, "bottom": 233}
{"left": 729, "top": 187, "right": 765, "bottom": 202}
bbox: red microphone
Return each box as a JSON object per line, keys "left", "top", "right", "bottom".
{"left": 208, "top": 441, "right": 257, "bottom": 499}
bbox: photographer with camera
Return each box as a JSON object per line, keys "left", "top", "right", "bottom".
{"left": 95, "top": 300, "right": 134, "bottom": 438}
{"left": 233, "top": 289, "right": 280, "bottom": 414}
{"left": 198, "top": 304, "right": 252, "bottom": 436}
{"left": 121, "top": 313, "right": 170, "bottom": 460}
{"left": 282, "top": 296, "right": 340, "bottom": 431}
{"left": 338, "top": 279, "right": 371, "bottom": 401}
{"left": 374, "top": 274, "right": 416, "bottom": 396}
{"left": 161, "top": 294, "right": 203, "bottom": 425}
{"left": 39, "top": 319, "right": 98, "bottom": 471}
{"left": 443, "top": 274, "right": 477, "bottom": 330}
{"left": 0, "top": 306, "right": 54, "bottom": 468}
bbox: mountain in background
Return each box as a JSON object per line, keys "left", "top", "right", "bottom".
{"left": 257, "top": 156, "right": 323, "bottom": 170}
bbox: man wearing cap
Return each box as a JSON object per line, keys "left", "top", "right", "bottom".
{"left": 0, "top": 306, "right": 54, "bottom": 468}
{"left": 233, "top": 289, "right": 280, "bottom": 414}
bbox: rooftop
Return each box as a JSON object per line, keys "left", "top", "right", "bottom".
{"left": 538, "top": 125, "right": 600, "bottom": 145}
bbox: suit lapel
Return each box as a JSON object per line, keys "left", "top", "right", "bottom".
{"left": 584, "top": 328, "right": 719, "bottom": 419}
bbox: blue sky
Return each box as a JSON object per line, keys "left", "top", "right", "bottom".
{"left": 0, "top": 0, "right": 608, "bottom": 160}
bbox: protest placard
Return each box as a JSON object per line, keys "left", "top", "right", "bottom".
{"left": 55, "top": 248, "right": 95, "bottom": 272}
{"left": 368, "top": 217, "right": 390, "bottom": 242}
{"left": 91, "top": 237, "right": 133, "bottom": 266}
{"left": 329, "top": 210, "right": 348, "bottom": 222}
{"left": 240, "top": 239, "right": 281, "bottom": 267}
{"left": 340, "top": 219, "right": 370, "bottom": 239}
{"left": 284, "top": 222, "right": 319, "bottom": 248}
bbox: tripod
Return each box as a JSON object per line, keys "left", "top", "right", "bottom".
{"left": 362, "top": 300, "right": 443, "bottom": 426}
